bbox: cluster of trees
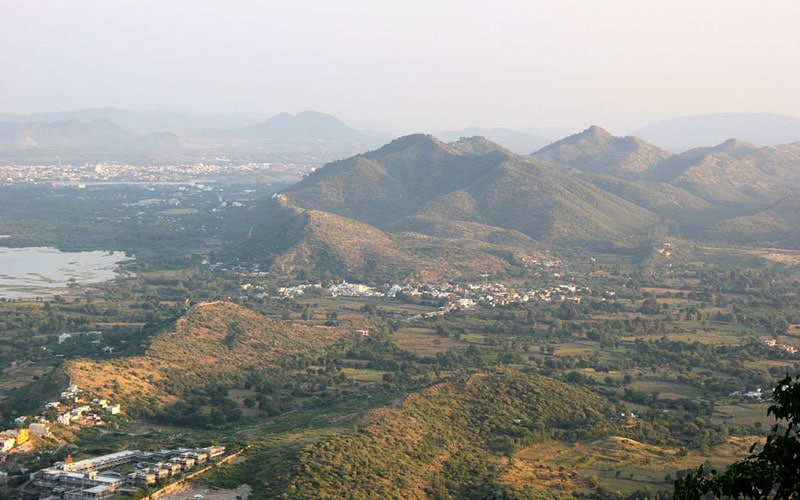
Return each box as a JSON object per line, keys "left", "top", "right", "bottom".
{"left": 287, "top": 369, "right": 617, "bottom": 498}
{"left": 674, "top": 374, "right": 800, "bottom": 499}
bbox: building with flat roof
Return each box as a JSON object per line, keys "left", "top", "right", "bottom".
{"left": 33, "top": 446, "right": 225, "bottom": 498}
{"left": 63, "top": 484, "right": 114, "bottom": 500}
{"left": 62, "top": 450, "right": 139, "bottom": 473}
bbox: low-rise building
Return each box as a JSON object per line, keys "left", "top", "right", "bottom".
{"left": 104, "top": 405, "right": 121, "bottom": 415}
{"left": 33, "top": 446, "right": 225, "bottom": 498}
{"left": 0, "top": 437, "right": 15, "bottom": 452}
{"left": 29, "top": 423, "right": 50, "bottom": 437}
{"left": 126, "top": 470, "right": 156, "bottom": 487}
{"left": 64, "top": 484, "right": 115, "bottom": 500}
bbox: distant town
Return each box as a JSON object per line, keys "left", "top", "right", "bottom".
{"left": 0, "top": 161, "right": 315, "bottom": 185}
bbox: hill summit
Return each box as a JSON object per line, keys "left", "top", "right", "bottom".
{"left": 225, "top": 124, "right": 800, "bottom": 281}
{"left": 232, "top": 132, "right": 659, "bottom": 281}
{"left": 65, "top": 301, "right": 348, "bottom": 411}
{"left": 532, "top": 125, "right": 673, "bottom": 178}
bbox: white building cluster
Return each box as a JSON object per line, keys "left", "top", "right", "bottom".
{"left": 249, "top": 278, "right": 593, "bottom": 307}
{"left": 32, "top": 446, "right": 225, "bottom": 499}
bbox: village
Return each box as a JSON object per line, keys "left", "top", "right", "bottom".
{"left": 242, "top": 275, "right": 600, "bottom": 315}
{"left": 0, "top": 384, "right": 237, "bottom": 500}
{"left": 0, "top": 385, "right": 122, "bottom": 459}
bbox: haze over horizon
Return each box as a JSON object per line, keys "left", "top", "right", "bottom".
{"left": 2, "top": 0, "right": 799, "bottom": 136}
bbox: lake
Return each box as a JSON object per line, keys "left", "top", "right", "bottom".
{"left": 0, "top": 247, "right": 132, "bottom": 299}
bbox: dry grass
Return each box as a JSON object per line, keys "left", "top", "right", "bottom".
{"left": 393, "top": 327, "right": 466, "bottom": 356}
{"left": 65, "top": 301, "right": 350, "bottom": 408}
{"left": 505, "top": 435, "right": 764, "bottom": 495}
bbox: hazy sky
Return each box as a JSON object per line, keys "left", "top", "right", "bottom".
{"left": 2, "top": 0, "right": 799, "bottom": 134}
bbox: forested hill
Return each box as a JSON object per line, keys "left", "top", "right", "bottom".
{"left": 531, "top": 125, "right": 673, "bottom": 179}
{"left": 285, "top": 368, "right": 617, "bottom": 499}
{"left": 232, "top": 134, "right": 658, "bottom": 281}
{"left": 65, "top": 301, "right": 349, "bottom": 417}
{"left": 225, "top": 128, "right": 800, "bottom": 282}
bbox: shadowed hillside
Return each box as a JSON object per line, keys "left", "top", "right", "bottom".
{"left": 229, "top": 134, "right": 663, "bottom": 281}
{"left": 224, "top": 129, "right": 800, "bottom": 280}
{"left": 283, "top": 133, "right": 660, "bottom": 239}
{"left": 710, "top": 193, "right": 800, "bottom": 247}
{"left": 644, "top": 140, "right": 800, "bottom": 205}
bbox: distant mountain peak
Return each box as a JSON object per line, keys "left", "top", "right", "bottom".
{"left": 546, "top": 125, "right": 616, "bottom": 148}
{"left": 532, "top": 126, "right": 672, "bottom": 178}
{"left": 633, "top": 113, "right": 800, "bottom": 152}
{"left": 446, "top": 136, "right": 510, "bottom": 155}
{"left": 715, "top": 138, "right": 758, "bottom": 152}
{"left": 368, "top": 133, "right": 444, "bottom": 155}
{"left": 434, "top": 127, "right": 549, "bottom": 154}
{"left": 583, "top": 125, "right": 613, "bottom": 137}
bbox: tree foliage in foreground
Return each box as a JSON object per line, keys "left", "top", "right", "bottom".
{"left": 674, "top": 374, "right": 800, "bottom": 499}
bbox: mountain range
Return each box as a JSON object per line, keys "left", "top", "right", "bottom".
{"left": 0, "top": 109, "right": 387, "bottom": 164}
{"left": 633, "top": 113, "right": 800, "bottom": 152}
{"left": 3, "top": 107, "right": 800, "bottom": 280}
{"left": 434, "top": 127, "right": 549, "bottom": 154}
{"left": 3, "top": 109, "right": 799, "bottom": 164}
{"left": 228, "top": 125, "right": 800, "bottom": 282}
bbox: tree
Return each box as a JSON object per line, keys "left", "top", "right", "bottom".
{"left": 639, "top": 296, "right": 661, "bottom": 315}
{"left": 674, "top": 374, "right": 800, "bottom": 499}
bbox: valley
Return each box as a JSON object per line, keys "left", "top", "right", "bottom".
{"left": 0, "top": 128, "right": 799, "bottom": 499}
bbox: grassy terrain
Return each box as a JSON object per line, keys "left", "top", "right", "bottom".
{"left": 2, "top": 235, "right": 800, "bottom": 498}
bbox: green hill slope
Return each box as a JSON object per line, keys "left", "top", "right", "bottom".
{"left": 645, "top": 140, "right": 800, "bottom": 205}
{"left": 285, "top": 368, "right": 616, "bottom": 499}
{"left": 281, "top": 134, "right": 503, "bottom": 228}
{"left": 229, "top": 134, "right": 663, "bottom": 280}
{"left": 532, "top": 125, "right": 673, "bottom": 178}
{"left": 226, "top": 131, "right": 800, "bottom": 280}
{"left": 222, "top": 134, "right": 675, "bottom": 280}
{"left": 281, "top": 135, "right": 657, "bottom": 241}
{"left": 586, "top": 174, "right": 713, "bottom": 221}
{"left": 710, "top": 192, "right": 800, "bottom": 247}
{"left": 239, "top": 200, "right": 547, "bottom": 282}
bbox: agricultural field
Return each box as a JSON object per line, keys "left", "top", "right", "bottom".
{"left": 1, "top": 235, "right": 800, "bottom": 498}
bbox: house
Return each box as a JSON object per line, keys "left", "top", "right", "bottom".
{"left": 71, "top": 405, "right": 91, "bottom": 418}
{"left": 0, "top": 437, "right": 15, "bottom": 452}
{"left": 105, "top": 405, "right": 121, "bottom": 415}
{"left": 203, "top": 445, "right": 226, "bottom": 459}
{"left": 29, "top": 423, "right": 50, "bottom": 437}
{"left": 61, "top": 385, "right": 80, "bottom": 401}
{"left": 8, "top": 428, "right": 29, "bottom": 444}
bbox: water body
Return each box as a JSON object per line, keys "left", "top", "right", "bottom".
{"left": 0, "top": 247, "right": 131, "bottom": 299}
